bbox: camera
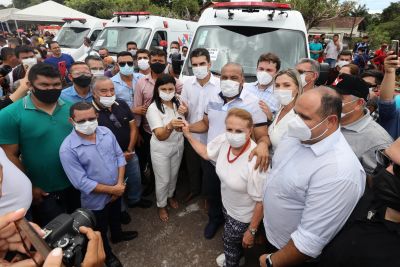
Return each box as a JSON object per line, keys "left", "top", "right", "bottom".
{"left": 42, "top": 208, "right": 96, "bottom": 267}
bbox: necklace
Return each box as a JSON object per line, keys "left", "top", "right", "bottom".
{"left": 227, "top": 139, "right": 251, "bottom": 163}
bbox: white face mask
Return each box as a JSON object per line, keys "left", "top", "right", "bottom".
{"left": 159, "top": 90, "right": 175, "bottom": 101}
{"left": 300, "top": 73, "right": 307, "bottom": 87}
{"left": 170, "top": 48, "right": 179, "bottom": 55}
{"left": 257, "top": 71, "right": 273, "bottom": 85}
{"left": 287, "top": 115, "right": 329, "bottom": 141}
{"left": 22, "top": 57, "right": 37, "bottom": 68}
{"left": 99, "top": 95, "right": 116, "bottom": 108}
{"left": 137, "top": 59, "right": 150, "bottom": 71}
{"left": 336, "top": 60, "right": 350, "bottom": 68}
{"left": 220, "top": 80, "right": 240, "bottom": 98}
{"left": 91, "top": 69, "right": 105, "bottom": 77}
{"left": 226, "top": 132, "right": 247, "bottom": 148}
{"left": 192, "top": 66, "right": 209, "bottom": 80}
{"left": 274, "top": 89, "right": 294, "bottom": 106}
{"left": 74, "top": 120, "right": 98, "bottom": 135}
{"left": 35, "top": 54, "right": 42, "bottom": 60}
{"left": 129, "top": 49, "right": 137, "bottom": 56}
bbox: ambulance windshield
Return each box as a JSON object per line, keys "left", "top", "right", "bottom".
{"left": 182, "top": 26, "right": 307, "bottom": 81}
{"left": 57, "top": 27, "right": 90, "bottom": 49}
{"left": 92, "top": 27, "right": 152, "bottom": 54}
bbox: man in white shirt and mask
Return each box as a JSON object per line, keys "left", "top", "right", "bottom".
{"left": 295, "top": 58, "right": 320, "bottom": 92}
{"left": 244, "top": 53, "right": 280, "bottom": 121}
{"left": 136, "top": 49, "right": 151, "bottom": 76}
{"left": 260, "top": 87, "right": 365, "bottom": 267}
{"left": 180, "top": 48, "right": 220, "bottom": 203}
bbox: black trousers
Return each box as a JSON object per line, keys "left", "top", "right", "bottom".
{"left": 31, "top": 186, "right": 81, "bottom": 227}
{"left": 136, "top": 127, "right": 152, "bottom": 178}
{"left": 184, "top": 139, "right": 203, "bottom": 195}
{"left": 201, "top": 160, "right": 224, "bottom": 225}
{"left": 92, "top": 197, "right": 122, "bottom": 258}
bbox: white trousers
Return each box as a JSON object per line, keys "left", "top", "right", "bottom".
{"left": 150, "top": 137, "right": 184, "bottom": 208}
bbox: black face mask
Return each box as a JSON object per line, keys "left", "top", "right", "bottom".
{"left": 73, "top": 75, "right": 92, "bottom": 88}
{"left": 150, "top": 62, "right": 166, "bottom": 74}
{"left": 32, "top": 87, "right": 61, "bottom": 104}
{"left": 372, "top": 168, "right": 400, "bottom": 211}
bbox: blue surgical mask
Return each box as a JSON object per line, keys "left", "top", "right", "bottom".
{"left": 119, "top": 65, "right": 134, "bottom": 76}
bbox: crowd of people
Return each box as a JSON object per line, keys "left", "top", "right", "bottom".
{"left": 0, "top": 30, "right": 399, "bottom": 267}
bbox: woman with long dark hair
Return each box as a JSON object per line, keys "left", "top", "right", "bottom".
{"left": 146, "top": 74, "right": 185, "bottom": 221}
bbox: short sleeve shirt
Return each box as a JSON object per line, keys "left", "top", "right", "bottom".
{"left": 0, "top": 95, "right": 72, "bottom": 192}
{"left": 205, "top": 89, "right": 268, "bottom": 144}
{"left": 309, "top": 42, "right": 323, "bottom": 60}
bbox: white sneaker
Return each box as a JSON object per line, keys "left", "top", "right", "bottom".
{"left": 215, "top": 253, "right": 245, "bottom": 266}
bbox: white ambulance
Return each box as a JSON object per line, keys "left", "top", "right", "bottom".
{"left": 91, "top": 12, "right": 197, "bottom": 56}
{"left": 181, "top": 1, "right": 310, "bottom": 82}
{"left": 55, "top": 18, "right": 107, "bottom": 60}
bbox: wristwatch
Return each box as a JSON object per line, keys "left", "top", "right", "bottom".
{"left": 248, "top": 228, "right": 257, "bottom": 236}
{"left": 266, "top": 253, "right": 273, "bottom": 267}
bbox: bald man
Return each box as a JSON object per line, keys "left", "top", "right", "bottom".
{"left": 260, "top": 87, "right": 366, "bottom": 267}
{"left": 189, "top": 62, "right": 270, "bottom": 239}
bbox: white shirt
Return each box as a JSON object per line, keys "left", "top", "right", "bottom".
{"left": 268, "top": 108, "right": 296, "bottom": 152}
{"left": 263, "top": 129, "right": 365, "bottom": 258}
{"left": 205, "top": 89, "right": 268, "bottom": 144}
{"left": 146, "top": 102, "right": 184, "bottom": 146}
{"left": 181, "top": 74, "right": 220, "bottom": 144}
{"left": 324, "top": 40, "right": 343, "bottom": 60}
{"left": 208, "top": 134, "right": 266, "bottom": 223}
{"left": 0, "top": 147, "right": 32, "bottom": 214}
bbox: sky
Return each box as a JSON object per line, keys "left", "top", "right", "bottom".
{"left": 0, "top": 0, "right": 395, "bottom": 13}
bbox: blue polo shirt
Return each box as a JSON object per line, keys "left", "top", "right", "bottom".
{"left": 111, "top": 72, "right": 144, "bottom": 107}
{"left": 309, "top": 42, "right": 323, "bottom": 60}
{"left": 44, "top": 54, "right": 74, "bottom": 82}
{"left": 59, "top": 126, "right": 126, "bottom": 210}
{"left": 60, "top": 85, "right": 93, "bottom": 103}
{"left": 243, "top": 82, "right": 280, "bottom": 114}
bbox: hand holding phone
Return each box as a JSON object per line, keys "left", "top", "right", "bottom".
{"left": 58, "top": 61, "right": 67, "bottom": 77}
{"left": 390, "top": 40, "right": 399, "bottom": 56}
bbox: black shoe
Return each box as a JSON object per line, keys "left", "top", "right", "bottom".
{"left": 204, "top": 222, "right": 221, "bottom": 239}
{"left": 128, "top": 198, "right": 153, "bottom": 208}
{"left": 120, "top": 211, "right": 131, "bottom": 225}
{"left": 105, "top": 254, "right": 123, "bottom": 267}
{"left": 111, "top": 231, "right": 138, "bottom": 244}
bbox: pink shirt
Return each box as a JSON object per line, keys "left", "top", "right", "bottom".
{"left": 133, "top": 73, "right": 182, "bottom": 134}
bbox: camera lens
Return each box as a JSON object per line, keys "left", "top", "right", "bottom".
{"left": 70, "top": 208, "right": 96, "bottom": 233}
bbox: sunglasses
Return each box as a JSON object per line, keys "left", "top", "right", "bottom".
{"left": 376, "top": 149, "right": 400, "bottom": 177}
{"left": 118, "top": 62, "right": 134, "bottom": 67}
{"left": 74, "top": 117, "right": 97, "bottom": 124}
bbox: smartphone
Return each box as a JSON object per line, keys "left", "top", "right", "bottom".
{"left": 58, "top": 61, "right": 67, "bottom": 77}
{"left": 14, "top": 218, "right": 52, "bottom": 260}
{"left": 390, "top": 40, "right": 399, "bottom": 56}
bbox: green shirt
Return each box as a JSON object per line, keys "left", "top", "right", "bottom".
{"left": 0, "top": 95, "right": 73, "bottom": 192}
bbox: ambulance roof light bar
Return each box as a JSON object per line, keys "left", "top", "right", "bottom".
{"left": 113, "top": 11, "right": 151, "bottom": 23}
{"left": 213, "top": 2, "right": 292, "bottom": 11}
{"left": 213, "top": 2, "right": 291, "bottom": 20}
{"left": 62, "top": 18, "right": 87, "bottom": 24}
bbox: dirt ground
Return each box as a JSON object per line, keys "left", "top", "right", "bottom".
{"left": 112, "top": 177, "right": 265, "bottom": 267}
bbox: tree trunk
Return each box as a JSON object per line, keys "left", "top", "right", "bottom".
{"left": 349, "top": 16, "right": 357, "bottom": 39}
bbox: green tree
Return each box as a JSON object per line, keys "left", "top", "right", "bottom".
{"left": 281, "top": 0, "right": 353, "bottom": 30}
{"left": 171, "top": 0, "right": 199, "bottom": 20}
{"left": 348, "top": 4, "right": 368, "bottom": 39}
{"left": 381, "top": 2, "right": 400, "bottom": 23}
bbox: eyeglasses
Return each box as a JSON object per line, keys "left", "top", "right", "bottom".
{"left": 118, "top": 62, "right": 134, "bottom": 67}
{"left": 376, "top": 149, "right": 400, "bottom": 177}
{"left": 297, "top": 70, "right": 314, "bottom": 75}
{"left": 109, "top": 113, "right": 122, "bottom": 128}
{"left": 74, "top": 117, "right": 97, "bottom": 124}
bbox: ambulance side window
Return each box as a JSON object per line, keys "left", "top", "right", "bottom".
{"left": 150, "top": 31, "right": 167, "bottom": 49}
{"left": 90, "top": 30, "right": 102, "bottom": 42}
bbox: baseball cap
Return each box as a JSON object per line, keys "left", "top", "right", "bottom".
{"left": 333, "top": 73, "right": 370, "bottom": 101}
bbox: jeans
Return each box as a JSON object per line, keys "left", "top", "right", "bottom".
{"left": 125, "top": 154, "right": 142, "bottom": 204}
{"left": 31, "top": 186, "right": 81, "bottom": 227}
{"left": 202, "top": 160, "right": 224, "bottom": 225}
{"left": 92, "top": 197, "right": 122, "bottom": 258}
{"left": 325, "top": 58, "right": 336, "bottom": 68}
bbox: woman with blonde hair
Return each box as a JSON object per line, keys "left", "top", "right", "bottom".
{"left": 183, "top": 108, "right": 265, "bottom": 267}
{"left": 269, "top": 68, "right": 304, "bottom": 151}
